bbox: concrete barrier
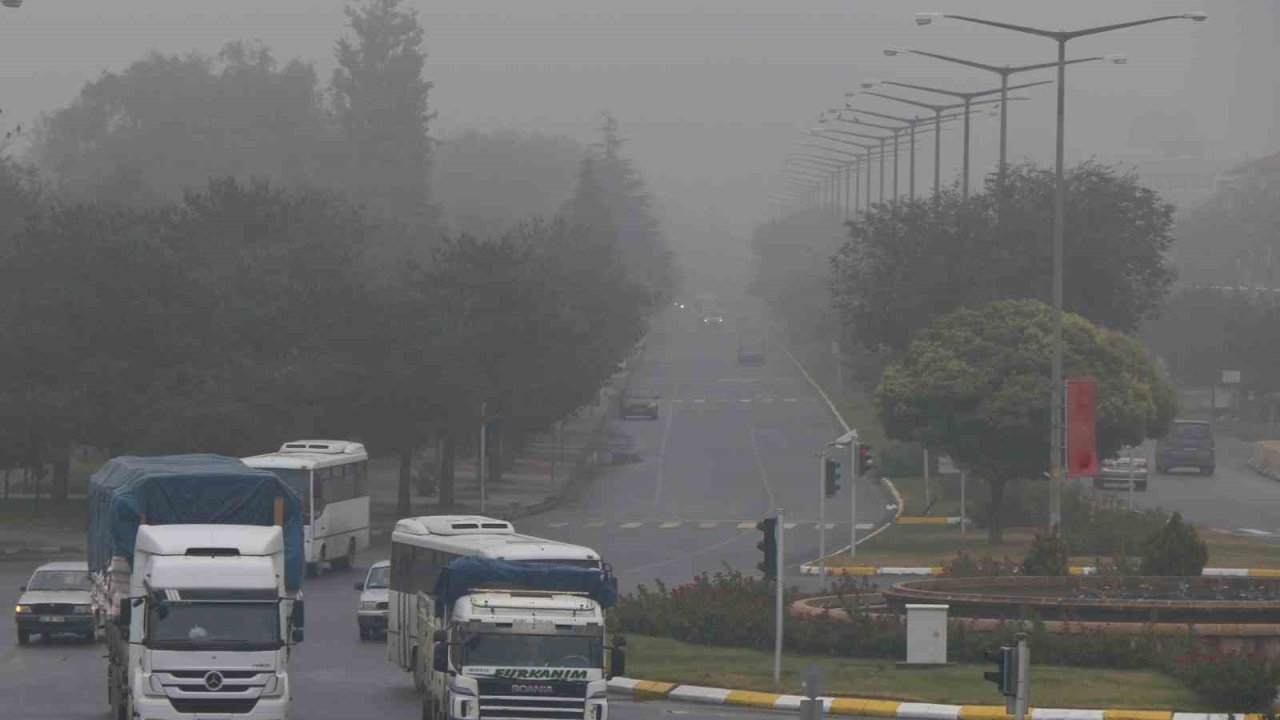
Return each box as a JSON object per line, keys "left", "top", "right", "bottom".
{"left": 1248, "top": 440, "right": 1280, "bottom": 480}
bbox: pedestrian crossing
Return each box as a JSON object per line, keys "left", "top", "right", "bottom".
{"left": 541, "top": 520, "right": 876, "bottom": 531}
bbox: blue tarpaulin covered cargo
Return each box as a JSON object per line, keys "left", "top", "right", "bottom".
{"left": 432, "top": 556, "right": 618, "bottom": 613}
{"left": 88, "top": 455, "right": 305, "bottom": 591}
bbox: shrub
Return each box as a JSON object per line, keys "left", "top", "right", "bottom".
{"left": 1021, "top": 530, "right": 1070, "bottom": 576}
{"left": 1140, "top": 511, "right": 1208, "bottom": 576}
{"left": 1167, "top": 650, "right": 1280, "bottom": 711}
{"left": 942, "top": 551, "right": 1020, "bottom": 577}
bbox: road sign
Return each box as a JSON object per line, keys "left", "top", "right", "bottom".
{"left": 1223, "top": 369, "right": 1242, "bottom": 385}
{"left": 937, "top": 455, "right": 958, "bottom": 475}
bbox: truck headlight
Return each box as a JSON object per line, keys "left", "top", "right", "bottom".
{"left": 14, "top": 604, "right": 30, "bottom": 614}
{"left": 261, "top": 675, "right": 284, "bottom": 697}
{"left": 73, "top": 605, "right": 93, "bottom": 614}
{"left": 360, "top": 601, "right": 380, "bottom": 611}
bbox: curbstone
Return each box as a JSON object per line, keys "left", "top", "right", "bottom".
{"left": 801, "top": 564, "right": 1280, "bottom": 578}
{"left": 608, "top": 678, "right": 1267, "bottom": 719}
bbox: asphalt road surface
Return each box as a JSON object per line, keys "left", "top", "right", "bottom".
{"left": 528, "top": 308, "right": 890, "bottom": 592}
{"left": 0, "top": 560, "right": 811, "bottom": 720}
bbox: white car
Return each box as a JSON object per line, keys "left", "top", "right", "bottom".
{"left": 355, "top": 559, "right": 389, "bottom": 640}
{"left": 14, "top": 561, "right": 95, "bottom": 645}
{"left": 1094, "top": 456, "right": 1149, "bottom": 491}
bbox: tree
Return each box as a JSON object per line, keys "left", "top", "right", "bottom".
{"left": 433, "top": 129, "right": 584, "bottom": 239}
{"left": 876, "top": 300, "right": 1177, "bottom": 543}
{"left": 1140, "top": 511, "right": 1208, "bottom": 576}
{"left": 1174, "top": 156, "right": 1280, "bottom": 288}
{"left": 330, "top": 0, "right": 438, "bottom": 237}
{"left": 833, "top": 162, "right": 1177, "bottom": 353}
{"left": 565, "top": 115, "right": 677, "bottom": 307}
{"left": 747, "top": 207, "right": 844, "bottom": 343}
{"left": 31, "top": 42, "right": 338, "bottom": 205}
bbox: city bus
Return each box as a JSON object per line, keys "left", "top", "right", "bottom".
{"left": 386, "top": 515, "right": 602, "bottom": 685}
{"left": 243, "top": 439, "right": 370, "bottom": 576}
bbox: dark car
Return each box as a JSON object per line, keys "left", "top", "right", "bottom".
{"left": 1155, "top": 419, "right": 1215, "bottom": 475}
{"left": 619, "top": 391, "right": 660, "bottom": 420}
{"left": 737, "top": 337, "right": 765, "bottom": 366}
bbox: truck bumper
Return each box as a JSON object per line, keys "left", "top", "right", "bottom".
{"left": 131, "top": 694, "right": 290, "bottom": 720}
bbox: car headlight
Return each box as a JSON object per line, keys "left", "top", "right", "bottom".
{"left": 73, "top": 604, "right": 93, "bottom": 614}
{"left": 261, "top": 674, "right": 284, "bottom": 697}
{"left": 14, "top": 604, "right": 30, "bottom": 614}
{"left": 360, "top": 601, "right": 381, "bottom": 611}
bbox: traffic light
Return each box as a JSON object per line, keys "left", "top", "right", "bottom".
{"left": 983, "top": 645, "right": 1015, "bottom": 697}
{"left": 755, "top": 517, "right": 778, "bottom": 580}
{"left": 856, "top": 443, "right": 875, "bottom": 476}
{"left": 823, "top": 458, "right": 842, "bottom": 498}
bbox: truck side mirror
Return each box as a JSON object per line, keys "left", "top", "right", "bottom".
{"left": 293, "top": 600, "right": 305, "bottom": 629}
{"left": 292, "top": 627, "right": 305, "bottom": 643}
{"left": 354, "top": 581, "right": 364, "bottom": 591}
{"left": 610, "top": 649, "right": 626, "bottom": 679}
{"left": 613, "top": 634, "right": 627, "bottom": 648}
{"left": 19, "top": 585, "right": 25, "bottom": 592}
{"left": 117, "top": 599, "right": 131, "bottom": 629}
{"left": 432, "top": 641, "right": 448, "bottom": 673}
{"left": 432, "top": 629, "right": 447, "bottom": 643}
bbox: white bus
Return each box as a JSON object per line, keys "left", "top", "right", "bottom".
{"left": 387, "top": 515, "right": 602, "bottom": 684}
{"left": 243, "top": 439, "right": 370, "bottom": 576}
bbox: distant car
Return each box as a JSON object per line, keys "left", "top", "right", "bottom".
{"left": 1093, "top": 455, "right": 1149, "bottom": 491}
{"left": 355, "top": 559, "right": 390, "bottom": 641}
{"left": 14, "top": 561, "right": 95, "bottom": 645}
{"left": 1156, "top": 419, "right": 1215, "bottom": 475}
{"left": 702, "top": 315, "right": 724, "bottom": 328}
{"left": 619, "top": 391, "right": 660, "bottom": 420}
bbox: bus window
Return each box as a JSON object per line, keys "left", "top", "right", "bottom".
{"left": 314, "top": 468, "right": 330, "bottom": 515}
{"left": 351, "top": 461, "right": 367, "bottom": 496}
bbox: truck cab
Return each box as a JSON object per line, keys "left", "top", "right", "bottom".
{"left": 108, "top": 524, "right": 300, "bottom": 720}
{"left": 416, "top": 558, "right": 622, "bottom": 720}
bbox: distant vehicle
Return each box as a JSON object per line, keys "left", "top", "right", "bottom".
{"left": 244, "top": 439, "right": 371, "bottom": 575}
{"left": 355, "top": 559, "right": 390, "bottom": 641}
{"left": 1094, "top": 455, "right": 1149, "bottom": 491}
{"left": 702, "top": 314, "right": 724, "bottom": 328}
{"left": 619, "top": 389, "right": 660, "bottom": 420}
{"left": 15, "top": 561, "right": 94, "bottom": 645}
{"left": 1156, "top": 419, "right": 1215, "bottom": 475}
{"left": 737, "top": 335, "right": 765, "bottom": 366}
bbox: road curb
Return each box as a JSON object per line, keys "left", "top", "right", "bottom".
{"left": 798, "top": 564, "right": 1280, "bottom": 577}
{"left": 607, "top": 676, "right": 1267, "bottom": 719}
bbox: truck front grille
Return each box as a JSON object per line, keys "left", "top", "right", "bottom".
{"left": 479, "top": 696, "right": 585, "bottom": 720}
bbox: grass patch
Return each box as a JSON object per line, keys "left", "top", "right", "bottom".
{"left": 891, "top": 475, "right": 965, "bottom": 517}
{"left": 1200, "top": 532, "right": 1280, "bottom": 568}
{"left": 626, "top": 634, "right": 1204, "bottom": 709}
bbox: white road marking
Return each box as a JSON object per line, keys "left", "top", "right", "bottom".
{"left": 784, "top": 398, "right": 798, "bottom": 403}
{"left": 651, "top": 400, "right": 678, "bottom": 508}
{"left": 693, "top": 398, "right": 706, "bottom": 404}
{"left": 783, "top": 522, "right": 798, "bottom": 530}
{"left": 737, "top": 522, "right": 756, "bottom": 529}
{"left": 620, "top": 522, "right": 643, "bottom": 529}
{"left": 659, "top": 521, "right": 681, "bottom": 529}
{"left": 749, "top": 427, "right": 777, "bottom": 509}
{"left": 546, "top": 522, "right": 569, "bottom": 528}
{"left": 586, "top": 521, "right": 607, "bottom": 528}
{"left": 698, "top": 522, "right": 719, "bottom": 529}
{"left": 739, "top": 398, "right": 752, "bottom": 403}
{"left": 1238, "top": 528, "right": 1273, "bottom": 536}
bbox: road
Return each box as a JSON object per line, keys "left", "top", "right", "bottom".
{"left": 528, "top": 308, "right": 890, "bottom": 592}
{"left": 0, "top": 559, "right": 810, "bottom": 720}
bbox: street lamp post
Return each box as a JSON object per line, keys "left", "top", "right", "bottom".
{"left": 883, "top": 48, "right": 1124, "bottom": 200}
{"left": 838, "top": 106, "right": 963, "bottom": 200}
{"left": 917, "top": 10, "right": 1207, "bottom": 529}
{"left": 814, "top": 127, "right": 889, "bottom": 204}
{"left": 864, "top": 78, "right": 1051, "bottom": 197}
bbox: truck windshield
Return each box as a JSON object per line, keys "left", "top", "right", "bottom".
{"left": 148, "top": 601, "right": 280, "bottom": 651}
{"left": 459, "top": 632, "right": 601, "bottom": 669}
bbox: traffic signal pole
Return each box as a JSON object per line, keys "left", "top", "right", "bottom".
{"left": 849, "top": 434, "right": 859, "bottom": 557}
{"left": 818, "top": 452, "right": 827, "bottom": 589}
{"left": 774, "top": 507, "right": 785, "bottom": 684}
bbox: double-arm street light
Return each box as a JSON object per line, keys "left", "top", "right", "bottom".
{"left": 789, "top": 155, "right": 850, "bottom": 214}
{"left": 802, "top": 142, "right": 866, "bottom": 218}
{"left": 808, "top": 133, "right": 876, "bottom": 216}
{"left": 833, "top": 106, "right": 962, "bottom": 200}
{"left": 916, "top": 10, "right": 1207, "bottom": 529}
{"left": 862, "top": 78, "right": 1051, "bottom": 197}
{"left": 884, "top": 48, "right": 1125, "bottom": 198}
{"left": 812, "top": 128, "right": 886, "bottom": 209}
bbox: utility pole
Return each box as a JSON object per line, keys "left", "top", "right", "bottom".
{"left": 774, "top": 507, "right": 785, "bottom": 684}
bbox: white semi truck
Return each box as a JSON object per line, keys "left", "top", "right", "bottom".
{"left": 89, "top": 455, "right": 306, "bottom": 720}
{"left": 386, "top": 516, "right": 623, "bottom": 720}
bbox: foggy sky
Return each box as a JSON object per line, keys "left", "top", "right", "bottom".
{"left": 0, "top": 1, "right": 1274, "bottom": 281}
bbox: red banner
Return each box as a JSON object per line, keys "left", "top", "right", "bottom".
{"left": 1066, "top": 379, "right": 1098, "bottom": 478}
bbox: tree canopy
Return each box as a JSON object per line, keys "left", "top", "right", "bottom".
{"left": 833, "top": 162, "right": 1177, "bottom": 354}
{"left": 876, "top": 299, "right": 1176, "bottom": 543}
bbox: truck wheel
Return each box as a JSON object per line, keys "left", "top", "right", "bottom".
{"left": 333, "top": 538, "right": 355, "bottom": 571}
{"left": 16, "top": 629, "right": 29, "bottom": 645}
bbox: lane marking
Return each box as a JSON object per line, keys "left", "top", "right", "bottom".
{"left": 546, "top": 522, "right": 569, "bottom": 528}
{"left": 749, "top": 427, "right": 777, "bottom": 509}
{"left": 693, "top": 398, "right": 706, "bottom": 404}
{"left": 739, "top": 398, "right": 752, "bottom": 403}
{"left": 784, "top": 522, "right": 798, "bottom": 530}
{"left": 659, "top": 521, "right": 681, "bottom": 529}
{"left": 1238, "top": 528, "right": 1273, "bottom": 536}
{"left": 784, "top": 398, "right": 798, "bottom": 403}
{"left": 620, "top": 522, "right": 643, "bottom": 529}
{"left": 586, "top": 521, "right": 607, "bottom": 529}
{"left": 737, "top": 522, "right": 756, "bottom": 529}
{"left": 698, "top": 522, "right": 719, "bottom": 529}
{"left": 620, "top": 528, "right": 756, "bottom": 574}
{"left": 652, "top": 399, "right": 678, "bottom": 508}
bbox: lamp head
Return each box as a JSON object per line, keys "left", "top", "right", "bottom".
{"left": 1106, "top": 53, "right": 1128, "bottom": 65}
{"left": 914, "top": 12, "right": 941, "bottom": 26}
{"left": 1182, "top": 11, "right": 1207, "bottom": 22}
{"left": 1, "top": 0, "right": 22, "bottom": 7}
{"left": 883, "top": 48, "right": 905, "bottom": 57}
{"left": 860, "top": 79, "right": 880, "bottom": 89}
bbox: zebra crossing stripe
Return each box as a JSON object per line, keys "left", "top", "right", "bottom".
{"left": 737, "top": 522, "right": 756, "bottom": 529}
{"left": 587, "top": 521, "right": 607, "bottom": 529}
{"left": 546, "top": 522, "right": 569, "bottom": 528}
{"left": 659, "top": 522, "right": 681, "bottom": 529}
{"left": 698, "top": 522, "right": 719, "bottom": 529}
{"left": 620, "top": 522, "right": 643, "bottom": 529}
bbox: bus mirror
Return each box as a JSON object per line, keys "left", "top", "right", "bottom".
{"left": 293, "top": 600, "right": 305, "bottom": 629}
{"left": 432, "top": 629, "right": 447, "bottom": 643}
{"left": 433, "top": 642, "right": 448, "bottom": 673}
{"left": 292, "top": 627, "right": 304, "bottom": 643}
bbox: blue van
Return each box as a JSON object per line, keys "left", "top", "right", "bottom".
{"left": 1155, "top": 419, "right": 1215, "bottom": 475}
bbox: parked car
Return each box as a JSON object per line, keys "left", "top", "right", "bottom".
{"left": 619, "top": 390, "right": 660, "bottom": 420}
{"left": 1156, "top": 419, "right": 1215, "bottom": 475}
{"left": 355, "top": 559, "right": 390, "bottom": 640}
{"left": 14, "top": 561, "right": 95, "bottom": 645}
{"left": 1094, "top": 455, "right": 1149, "bottom": 491}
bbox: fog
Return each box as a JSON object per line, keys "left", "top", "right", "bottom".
{"left": 1, "top": 1, "right": 1275, "bottom": 281}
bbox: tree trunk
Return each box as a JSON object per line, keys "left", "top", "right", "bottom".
{"left": 987, "top": 477, "right": 1006, "bottom": 545}
{"left": 438, "top": 435, "right": 456, "bottom": 511}
{"left": 415, "top": 444, "right": 432, "bottom": 496}
{"left": 397, "top": 449, "right": 412, "bottom": 518}
{"left": 52, "top": 446, "right": 70, "bottom": 503}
